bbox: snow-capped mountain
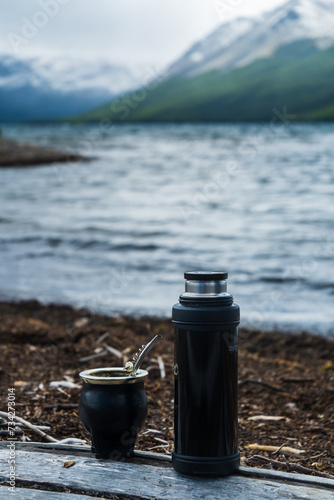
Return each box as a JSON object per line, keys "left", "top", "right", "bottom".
{"left": 0, "top": 55, "right": 138, "bottom": 94}
{"left": 80, "top": 0, "right": 334, "bottom": 123}
{"left": 0, "top": 55, "right": 141, "bottom": 122}
{"left": 168, "top": 0, "right": 334, "bottom": 77}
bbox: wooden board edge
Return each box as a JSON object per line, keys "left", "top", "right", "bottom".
{"left": 238, "top": 466, "right": 334, "bottom": 490}
{"left": 1, "top": 441, "right": 333, "bottom": 490}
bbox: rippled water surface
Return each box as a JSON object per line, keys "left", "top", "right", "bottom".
{"left": 1, "top": 123, "right": 333, "bottom": 335}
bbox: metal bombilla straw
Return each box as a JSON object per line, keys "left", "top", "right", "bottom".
{"left": 124, "top": 334, "right": 162, "bottom": 376}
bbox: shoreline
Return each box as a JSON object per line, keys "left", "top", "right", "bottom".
{"left": 1, "top": 297, "right": 333, "bottom": 344}
{"left": 0, "top": 298, "right": 333, "bottom": 475}
{"left": 0, "top": 137, "right": 85, "bottom": 167}
{"left": 0, "top": 295, "right": 332, "bottom": 339}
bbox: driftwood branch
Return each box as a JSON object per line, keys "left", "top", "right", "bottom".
{"left": 245, "top": 454, "right": 334, "bottom": 480}
{"left": 0, "top": 410, "right": 58, "bottom": 442}
{"left": 0, "top": 411, "right": 85, "bottom": 445}
{"left": 245, "top": 444, "right": 305, "bottom": 455}
{"left": 0, "top": 422, "right": 51, "bottom": 431}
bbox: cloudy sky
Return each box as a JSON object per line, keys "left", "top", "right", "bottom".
{"left": 1, "top": 0, "right": 286, "bottom": 68}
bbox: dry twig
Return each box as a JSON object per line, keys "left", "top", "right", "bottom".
{"left": 282, "top": 377, "right": 316, "bottom": 383}
{"left": 147, "top": 444, "right": 170, "bottom": 451}
{"left": 0, "top": 410, "right": 58, "bottom": 442}
{"left": 248, "top": 415, "right": 287, "bottom": 422}
{"left": 141, "top": 429, "right": 163, "bottom": 435}
{"left": 154, "top": 437, "right": 169, "bottom": 444}
{"left": 310, "top": 451, "right": 327, "bottom": 460}
{"left": 0, "top": 422, "right": 50, "bottom": 431}
{"left": 96, "top": 332, "right": 110, "bottom": 344}
{"left": 43, "top": 404, "right": 78, "bottom": 411}
{"left": 157, "top": 356, "right": 166, "bottom": 379}
{"left": 245, "top": 444, "right": 305, "bottom": 455}
{"left": 272, "top": 442, "right": 288, "bottom": 456}
{"left": 245, "top": 454, "right": 334, "bottom": 480}
{"left": 103, "top": 343, "right": 123, "bottom": 359}
{"left": 79, "top": 351, "right": 108, "bottom": 363}
{"left": 238, "top": 379, "right": 282, "bottom": 392}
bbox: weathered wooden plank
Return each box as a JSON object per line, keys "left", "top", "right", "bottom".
{"left": 238, "top": 464, "right": 334, "bottom": 490}
{"left": 11, "top": 441, "right": 172, "bottom": 463}
{"left": 0, "top": 485, "right": 101, "bottom": 499}
{"left": 7, "top": 442, "right": 334, "bottom": 490}
{"left": 0, "top": 446, "right": 333, "bottom": 500}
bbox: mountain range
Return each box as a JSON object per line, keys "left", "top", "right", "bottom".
{"left": 78, "top": 0, "right": 334, "bottom": 123}
{"left": 168, "top": 0, "right": 334, "bottom": 77}
{"left": 0, "top": 55, "right": 140, "bottom": 122}
{"left": 1, "top": 0, "right": 334, "bottom": 123}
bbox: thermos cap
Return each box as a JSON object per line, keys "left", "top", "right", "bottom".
{"left": 184, "top": 271, "right": 228, "bottom": 281}
{"left": 184, "top": 271, "right": 228, "bottom": 296}
{"left": 173, "top": 270, "right": 240, "bottom": 324}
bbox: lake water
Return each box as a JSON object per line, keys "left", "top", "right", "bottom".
{"left": 1, "top": 122, "right": 333, "bottom": 336}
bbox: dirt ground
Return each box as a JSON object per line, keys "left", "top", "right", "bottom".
{"left": 0, "top": 299, "right": 333, "bottom": 477}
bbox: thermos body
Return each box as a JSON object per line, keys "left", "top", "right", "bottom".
{"left": 172, "top": 272, "right": 240, "bottom": 476}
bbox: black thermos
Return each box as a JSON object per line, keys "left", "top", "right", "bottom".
{"left": 172, "top": 271, "right": 240, "bottom": 476}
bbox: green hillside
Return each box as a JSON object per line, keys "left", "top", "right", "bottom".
{"left": 74, "top": 40, "right": 334, "bottom": 123}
